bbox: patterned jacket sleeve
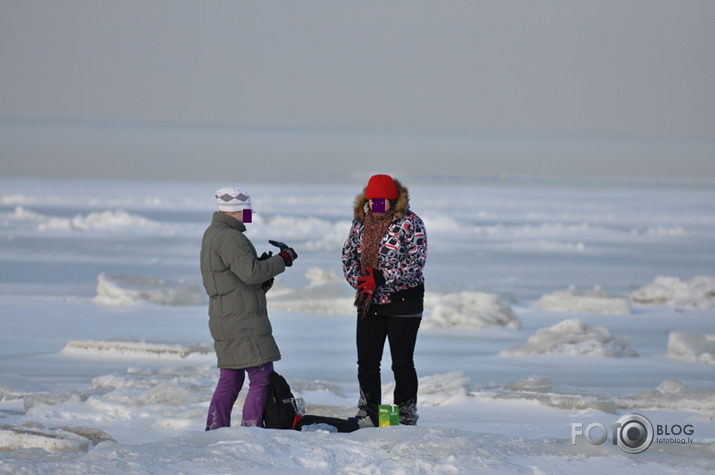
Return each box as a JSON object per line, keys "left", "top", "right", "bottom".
{"left": 341, "top": 220, "right": 362, "bottom": 289}
{"left": 379, "top": 213, "right": 427, "bottom": 291}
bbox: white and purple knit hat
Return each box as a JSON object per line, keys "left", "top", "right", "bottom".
{"left": 215, "top": 187, "right": 253, "bottom": 213}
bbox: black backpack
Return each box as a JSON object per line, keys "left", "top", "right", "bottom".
{"left": 262, "top": 371, "right": 359, "bottom": 433}
{"left": 262, "top": 371, "right": 300, "bottom": 429}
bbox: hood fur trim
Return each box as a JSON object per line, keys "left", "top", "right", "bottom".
{"left": 353, "top": 178, "right": 409, "bottom": 222}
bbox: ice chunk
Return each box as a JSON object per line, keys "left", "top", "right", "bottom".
{"left": 94, "top": 273, "right": 206, "bottom": 306}
{"left": 57, "top": 426, "right": 115, "bottom": 446}
{"left": 304, "top": 267, "right": 342, "bottom": 286}
{"left": 619, "top": 380, "right": 715, "bottom": 413}
{"left": 290, "top": 379, "right": 345, "bottom": 398}
{"left": 382, "top": 371, "right": 470, "bottom": 407}
{"left": 146, "top": 382, "right": 197, "bottom": 405}
{"left": 666, "top": 331, "right": 715, "bottom": 363}
{"left": 501, "top": 318, "right": 638, "bottom": 357}
{"left": 0, "top": 425, "right": 90, "bottom": 453}
{"left": 8, "top": 206, "right": 42, "bottom": 220}
{"left": 630, "top": 276, "right": 715, "bottom": 308}
{"left": 500, "top": 240, "right": 585, "bottom": 252}
{"left": 655, "top": 379, "right": 688, "bottom": 394}
{"left": 61, "top": 340, "right": 212, "bottom": 359}
{"left": 37, "top": 210, "right": 163, "bottom": 232}
{"left": 0, "top": 374, "right": 47, "bottom": 401}
{"left": 23, "top": 390, "right": 105, "bottom": 412}
{"left": 477, "top": 375, "right": 617, "bottom": 413}
{"left": 537, "top": 286, "right": 631, "bottom": 314}
{"left": 424, "top": 292, "right": 521, "bottom": 329}
{"left": 410, "top": 371, "right": 471, "bottom": 407}
{"left": 267, "top": 268, "right": 355, "bottom": 314}
{"left": 503, "top": 375, "right": 553, "bottom": 392}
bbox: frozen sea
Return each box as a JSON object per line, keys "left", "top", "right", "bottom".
{"left": 1, "top": 176, "right": 714, "bottom": 474}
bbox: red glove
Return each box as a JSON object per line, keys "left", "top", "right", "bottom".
{"left": 357, "top": 267, "right": 383, "bottom": 295}
{"left": 279, "top": 247, "right": 298, "bottom": 267}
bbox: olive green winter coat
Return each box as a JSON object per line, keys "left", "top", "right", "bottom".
{"left": 200, "top": 212, "right": 286, "bottom": 369}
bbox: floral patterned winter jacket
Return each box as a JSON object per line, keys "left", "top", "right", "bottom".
{"left": 342, "top": 179, "right": 427, "bottom": 309}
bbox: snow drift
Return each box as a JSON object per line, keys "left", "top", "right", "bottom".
{"left": 666, "top": 331, "right": 715, "bottom": 364}
{"left": 423, "top": 292, "right": 520, "bottom": 329}
{"left": 0, "top": 425, "right": 95, "bottom": 453}
{"left": 267, "top": 268, "right": 356, "bottom": 315}
{"left": 475, "top": 375, "right": 617, "bottom": 413}
{"left": 384, "top": 371, "right": 471, "bottom": 407}
{"left": 501, "top": 318, "right": 638, "bottom": 357}
{"left": 61, "top": 340, "right": 213, "bottom": 360}
{"left": 537, "top": 286, "right": 631, "bottom": 314}
{"left": 95, "top": 273, "right": 206, "bottom": 306}
{"left": 478, "top": 377, "right": 715, "bottom": 415}
{"left": 630, "top": 275, "right": 715, "bottom": 308}
{"left": 38, "top": 210, "right": 164, "bottom": 232}
{"left": 620, "top": 380, "right": 715, "bottom": 414}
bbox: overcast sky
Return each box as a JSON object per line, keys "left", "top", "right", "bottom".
{"left": 1, "top": 1, "right": 714, "bottom": 182}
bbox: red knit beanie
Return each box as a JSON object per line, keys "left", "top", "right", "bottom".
{"left": 365, "top": 174, "right": 398, "bottom": 200}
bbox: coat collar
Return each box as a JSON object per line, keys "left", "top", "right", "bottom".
{"left": 213, "top": 211, "right": 246, "bottom": 232}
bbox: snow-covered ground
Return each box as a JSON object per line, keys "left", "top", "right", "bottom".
{"left": 1, "top": 177, "right": 714, "bottom": 474}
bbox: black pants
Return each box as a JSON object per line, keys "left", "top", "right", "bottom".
{"left": 356, "top": 311, "right": 421, "bottom": 425}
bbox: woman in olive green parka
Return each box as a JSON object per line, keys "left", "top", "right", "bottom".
{"left": 201, "top": 187, "right": 298, "bottom": 429}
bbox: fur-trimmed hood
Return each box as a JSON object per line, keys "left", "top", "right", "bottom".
{"left": 353, "top": 178, "right": 409, "bottom": 222}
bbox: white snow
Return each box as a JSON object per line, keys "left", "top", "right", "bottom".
{"left": 475, "top": 375, "right": 618, "bottom": 413}
{"left": 0, "top": 426, "right": 92, "bottom": 453}
{"left": 424, "top": 291, "right": 520, "bottom": 329}
{"left": 620, "top": 380, "right": 715, "bottom": 414}
{"left": 1, "top": 177, "right": 714, "bottom": 474}
{"left": 95, "top": 273, "right": 207, "bottom": 306}
{"left": 267, "top": 268, "right": 356, "bottom": 314}
{"left": 384, "top": 371, "right": 471, "bottom": 407}
{"left": 501, "top": 318, "right": 638, "bottom": 357}
{"left": 2, "top": 206, "right": 165, "bottom": 233}
{"left": 38, "top": 210, "right": 164, "bottom": 232}
{"left": 537, "top": 285, "right": 632, "bottom": 314}
{"left": 666, "top": 331, "right": 715, "bottom": 364}
{"left": 631, "top": 275, "right": 715, "bottom": 309}
{"left": 61, "top": 340, "right": 213, "bottom": 360}
{"left": 500, "top": 239, "right": 586, "bottom": 252}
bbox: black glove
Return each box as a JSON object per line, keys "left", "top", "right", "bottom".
{"left": 279, "top": 247, "right": 298, "bottom": 267}
{"left": 258, "top": 252, "right": 274, "bottom": 291}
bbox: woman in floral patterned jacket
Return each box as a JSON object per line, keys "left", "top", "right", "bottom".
{"left": 342, "top": 174, "right": 427, "bottom": 427}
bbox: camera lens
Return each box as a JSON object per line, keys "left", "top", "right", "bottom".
{"left": 621, "top": 421, "right": 647, "bottom": 447}
{"left": 616, "top": 414, "right": 654, "bottom": 454}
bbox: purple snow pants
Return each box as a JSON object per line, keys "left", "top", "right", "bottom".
{"left": 205, "top": 362, "right": 274, "bottom": 430}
